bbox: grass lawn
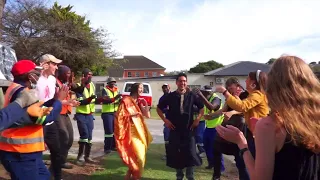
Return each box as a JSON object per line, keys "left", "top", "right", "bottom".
{"left": 90, "top": 144, "right": 238, "bottom": 180}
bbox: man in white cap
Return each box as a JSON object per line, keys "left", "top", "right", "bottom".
{"left": 37, "top": 54, "right": 63, "bottom": 180}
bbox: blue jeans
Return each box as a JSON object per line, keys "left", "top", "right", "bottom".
{"left": 195, "top": 121, "right": 206, "bottom": 153}
{"left": 101, "top": 113, "right": 115, "bottom": 151}
{"left": 0, "top": 152, "right": 50, "bottom": 180}
{"left": 163, "top": 124, "right": 170, "bottom": 156}
{"left": 204, "top": 128, "right": 225, "bottom": 170}
{"left": 75, "top": 114, "right": 94, "bottom": 143}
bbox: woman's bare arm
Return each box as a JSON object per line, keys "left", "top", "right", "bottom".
{"left": 238, "top": 117, "right": 276, "bottom": 180}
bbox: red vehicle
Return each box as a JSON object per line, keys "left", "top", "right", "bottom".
{"left": 121, "top": 82, "right": 153, "bottom": 107}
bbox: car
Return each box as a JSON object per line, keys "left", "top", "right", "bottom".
{"left": 121, "top": 82, "right": 153, "bottom": 107}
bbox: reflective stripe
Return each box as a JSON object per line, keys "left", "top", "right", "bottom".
{"left": 104, "top": 134, "right": 113, "bottom": 137}
{"left": 79, "top": 138, "right": 88, "bottom": 142}
{"left": 0, "top": 136, "right": 44, "bottom": 144}
{"left": 101, "top": 88, "right": 119, "bottom": 113}
{"left": 88, "top": 140, "right": 92, "bottom": 144}
{"left": 197, "top": 143, "right": 204, "bottom": 146}
{"left": 36, "top": 116, "right": 46, "bottom": 125}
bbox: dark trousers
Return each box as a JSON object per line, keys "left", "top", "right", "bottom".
{"left": 204, "top": 128, "right": 224, "bottom": 170}
{"left": 213, "top": 148, "right": 249, "bottom": 180}
{"left": 75, "top": 114, "right": 94, "bottom": 143}
{"left": 101, "top": 113, "right": 115, "bottom": 151}
{"left": 44, "top": 122, "right": 62, "bottom": 180}
{"left": 195, "top": 121, "right": 205, "bottom": 153}
{"left": 176, "top": 167, "right": 194, "bottom": 180}
{"left": 0, "top": 152, "right": 50, "bottom": 180}
{"left": 246, "top": 129, "right": 256, "bottom": 158}
{"left": 57, "top": 114, "right": 74, "bottom": 164}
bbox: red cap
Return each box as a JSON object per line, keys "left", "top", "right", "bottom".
{"left": 11, "top": 60, "right": 42, "bottom": 76}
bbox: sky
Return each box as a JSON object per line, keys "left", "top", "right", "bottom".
{"left": 52, "top": 0, "right": 320, "bottom": 71}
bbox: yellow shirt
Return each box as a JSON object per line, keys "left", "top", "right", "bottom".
{"left": 226, "top": 90, "right": 269, "bottom": 132}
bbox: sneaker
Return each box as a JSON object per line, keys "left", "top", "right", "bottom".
{"left": 199, "top": 152, "right": 206, "bottom": 158}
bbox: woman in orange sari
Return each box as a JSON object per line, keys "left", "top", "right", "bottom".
{"left": 114, "top": 83, "right": 153, "bottom": 180}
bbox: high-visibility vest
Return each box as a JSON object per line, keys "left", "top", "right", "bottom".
{"left": 204, "top": 93, "right": 224, "bottom": 128}
{"left": 56, "top": 80, "right": 72, "bottom": 115}
{"left": 101, "top": 88, "right": 119, "bottom": 113}
{"left": 76, "top": 82, "right": 95, "bottom": 114}
{"left": 0, "top": 83, "right": 46, "bottom": 153}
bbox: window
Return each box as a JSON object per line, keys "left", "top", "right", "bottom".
{"left": 124, "top": 83, "right": 149, "bottom": 93}
{"left": 188, "top": 85, "right": 201, "bottom": 90}
{"left": 135, "top": 72, "right": 140, "bottom": 77}
{"left": 144, "top": 72, "right": 149, "bottom": 77}
{"left": 127, "top": 72, "right": 132, "bottom": 77}
{"left": 152, "top": 72, "right": 157, "bottom": 77}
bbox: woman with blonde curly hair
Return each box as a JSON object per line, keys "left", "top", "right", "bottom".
{"left": 217, "top": 56, "right": 320, "bottom": 180}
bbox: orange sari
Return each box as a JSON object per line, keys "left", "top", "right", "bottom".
{"left": 114, "top": 96, "right": 153, "bottom": 179}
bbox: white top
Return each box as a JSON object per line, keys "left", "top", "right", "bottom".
{"left": 36, "top": 75, "right": 56, "bottom": 102}
{"left": 36, "top": 75, "right": 57, "bottom": 126}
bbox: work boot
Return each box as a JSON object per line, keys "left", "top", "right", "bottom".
{"left": 75, "top": 142, "right": 85, "bottom": 165}
{"left": 84, "top": 143, "right": 97, "bottom": 163}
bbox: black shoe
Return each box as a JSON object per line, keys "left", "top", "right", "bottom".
{"left": 104, "top": 150, "right": 112, "bottom": 154}
{"left": 61, "top": 163, "right": 73, "bottom": 169}
{"left": 84, "top": 143, "right": 96, "bottom": 163}
{"left": 212, "top": 176, "right": 220, "bottom": 180}
{"left": 205, "top": 165, "right": 214, "bottom": 169}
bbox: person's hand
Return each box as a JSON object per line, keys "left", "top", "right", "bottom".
{"left": 40, "top": 62, "right": 49, "bottom": 70}
{"left": 215, "top": 85, "right": 227, "bottom": 93}
{"left": 222, "top": 111, "right": 233, "bottom": 121}
{"left": 203, "top": 114, "right": 212, "bottom": 120}
{"left": 164, "top": 119, "right": 175, "bottom": 130}
{"left": 193, "top": 87, "right": 202, "bottom": 96}
{"left": 14, "top": 89, "right": 39, "bottom": 108}
{"left": 115, "top": 94, "right": 122, "bottom": 99}
{"left": 139, "top": 98, "right": 147, "bottom": 106}
{"left": 216, "top": 125, "right": 247, "bottom": 146}
{"left": 57, "top": 85, "right": 69, "bottom": 101}
{"left": 90, "top": 95, "right": 97, "bottom": 99}
{"left": 68, "top": 99, "right": 80, "bottom": 107}
{"left": 190, "top": 119, "right": 200, "bottom": 130}
{"left": 27, "top": 101, "right": 53, "bottom": 118}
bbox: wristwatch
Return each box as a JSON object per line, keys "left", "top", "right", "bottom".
{"left": 239, "top": 147, "right": 249, "bottom": 157}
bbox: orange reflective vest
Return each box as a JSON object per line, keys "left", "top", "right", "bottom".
{"left": 56, "top": 80, "right": 72, "bottom": 114}
{"left": 0, "top": 82, "right": 45, "bottom": 153}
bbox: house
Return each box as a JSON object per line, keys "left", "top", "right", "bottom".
{"left": 204, "top": 61, "right": 271, "bottom": 88}
{"left": 108, "top": 55, "right": 166, "bottom": 79}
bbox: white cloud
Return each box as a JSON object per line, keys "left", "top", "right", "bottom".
{"left": 57, "top": 0, "right": 320, "bottom": 71}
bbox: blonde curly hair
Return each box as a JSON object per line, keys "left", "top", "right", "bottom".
{"left": 267, "top": 56, "right": 320, "bottom": 153}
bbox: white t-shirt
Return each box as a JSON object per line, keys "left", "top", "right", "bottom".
{"left": 36, "top": 75, "right": 57, "bottom": 103}
{"left": 36, "top": 75, "right": 57, "bottom": 126}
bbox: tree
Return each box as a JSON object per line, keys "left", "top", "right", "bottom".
{"left": 2, "top": 0, "right": 118, "bottom": 75}
{"left": 189, "top": 60, "right": 223, "bottom": 73}
{"left": 0, "top": 0, "right": 6, "bottom": 37}
{"left": 266, "top": 58, "right": 277, "bottom": 65}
